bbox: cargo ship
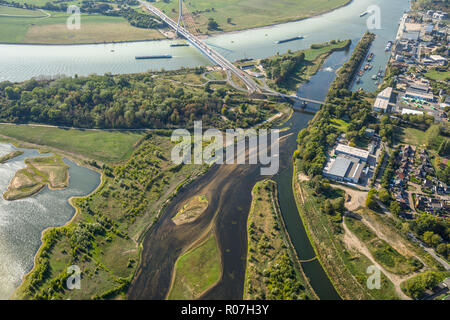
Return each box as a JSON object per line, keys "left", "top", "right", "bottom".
{"left": 170, "top": 43, "right": 189, "bottom": 47}
{"left": 135, "top": 55, "right": 172, "bottom": 60}
{"left": 275, "top": 35, "right": 304, "bottom": 44}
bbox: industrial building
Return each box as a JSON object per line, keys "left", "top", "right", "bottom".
{"left": 335, "top": 144, "right": 370, "bottom": 162}
{"left": 373, "top": 87, "right": 393, "bottom": 113}
{"left": 323, "top": 155, "right": 366, "bottom": 184}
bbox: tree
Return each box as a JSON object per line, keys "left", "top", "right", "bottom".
{"left": 436, "top": 243, "right": 448, "bottom": 258}
{"left": 378, "top": 188, "right": 390, "bottom": 205}
{"left": 322, "top": 199, "right": 334, "bottom": 215}
{"left": 366, "top": 189, "right": 379, "bottom": 211}
{"left": 207, "top": 18, "right": 219, "bottom": 30}
{"left": 423, "top": 231, "right": 435, "bottom": 246}
{"left": 390, "top": 201, "right": 401, "bottom": 217}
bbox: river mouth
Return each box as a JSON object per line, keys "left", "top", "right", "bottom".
{"left": 0, "top": 142, "right": 101, "bottom": 299}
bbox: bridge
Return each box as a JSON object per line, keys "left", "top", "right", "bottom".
{"left": 139, "top": 0, "right": 326, "bottom": 105}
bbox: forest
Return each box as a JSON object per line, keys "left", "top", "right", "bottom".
{"left": 0, "top": 69, "right": 278, "bottom": 129}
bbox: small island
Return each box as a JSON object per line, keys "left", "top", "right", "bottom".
{"left": 0, "top": 150, "right": 24, "bottom": 164}
{"left": 3, "top": 155, "right": 69, "bottom": 201}
{"left": 172, "top": 195, "right": 209, "bottom": 225}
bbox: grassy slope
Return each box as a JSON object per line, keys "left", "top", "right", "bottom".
{"left": 154, "top": 0, "right": 351, "bottom": 34}
{"left": 424, "top": 70, "right": 450, "bottom": 82}
{"left": 0, "top": 8, "right": 163, "bottom": 43}
{"left": 0, "top": 124, "right": 144, "bottom": 163}
{"left": 168, "top": 234, "right": 221, "bottom": 300}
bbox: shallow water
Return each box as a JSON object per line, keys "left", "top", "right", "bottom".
{"left": 0, "top": 143, "right": 100, "bottom": 299}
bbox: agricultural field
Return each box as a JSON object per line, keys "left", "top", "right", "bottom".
{"left": 167, "top": 234, "right": 221, "bottom": 300}
{"left": 154, "top": 0, "right": 351, "bottom": 34}
{"left": 0, "top": 6, "right": 163, "bottom": 43}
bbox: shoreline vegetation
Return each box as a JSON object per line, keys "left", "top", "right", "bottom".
{"left": 0, "top": 149, "right": 23, "bottom": 163}
{"left": 12, "top": 131, "right": 205, "bottom": 299}
{"left": 259, "top": 40, "right": 351, "bottom": 94}
{"left": 292, "top": 32, "right": 397, "bottom": 299}
{"left": 0, "top": 0, "right": 353, "bottom": 45}
{"left": 243, "top": 179, "right": 314, "bottom": 300}
{"left": 3, "top": 154, "right": 69, "bottom": 201}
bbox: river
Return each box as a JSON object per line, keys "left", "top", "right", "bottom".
{"left": 0, "top": 143, "right": 100, "bottom": 299}
{"left": 0, "top": 0, "right": 410, "bottom": 300}
{"left": 0, "top": 0, "right": 410, "bottom": 92}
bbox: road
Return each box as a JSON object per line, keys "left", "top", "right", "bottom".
{"left": 139, "top": 0, "right": 260, "bottom": 93}
{"left": 139, "top": 0, "right": 327, "bottom": 106}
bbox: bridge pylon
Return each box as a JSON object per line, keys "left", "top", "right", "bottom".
{"left": 176, "top": 0, "right": 186, "bottom": 36}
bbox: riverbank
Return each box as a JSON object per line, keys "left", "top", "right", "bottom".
{"left": 243, "top": 179, "right": 315, "bottom": 300}
{"left": 0, "top": 1, "right": 353, "bottom": 45}
{"left": 153, "top": 0, "right": 353, "bottom": 37}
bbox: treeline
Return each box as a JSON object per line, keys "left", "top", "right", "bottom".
{"left": 295, "top": 33, "right": 376, "bottom": 177}
{"left": 117, "top": 6, "right": 165, "bottom": 29}
{"left": 328, "top": 32, "right": 375, "bottom": 94}
{"left": 262, "top": 52, "right": 306, "bottom": 86}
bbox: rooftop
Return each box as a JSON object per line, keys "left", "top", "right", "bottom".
{"left": 402, "top": 108, "right": 424, "bottom": 115}
{"left": 335, "top": 144, "right": 370, "bottom": 160}
{"left": 326, "top": 156, "right": 352, "bottom": 178}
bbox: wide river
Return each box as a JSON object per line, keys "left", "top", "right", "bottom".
{"left": 0, "top": 143, "right": 100, "bottom": 299}
{"left": 1, "top": 0, "right": 409, "bottom": 92}
{"left": 0, "top": 0, "right": 410, "bottom": 300}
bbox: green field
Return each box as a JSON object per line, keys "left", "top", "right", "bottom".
{"left": 424, "top": 69, "right": 450, "bottom": 82}
{"left": 168, "top": 234, "right": 221, "bottom": 300}
{"left": 0, "top": 124, "right": 144, "bottom": 163}
{"left": 0, "top": 6, "right": 163, "bottom": 43}
{"left": 154, "top": 0, "right": 351, "bottom": 33}
{"left": 0, "top": 5, "right": 47, "bottom": 16}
